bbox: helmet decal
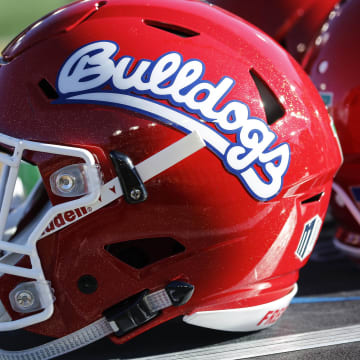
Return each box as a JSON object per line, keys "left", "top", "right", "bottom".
{"left": 295, "top": 215, "right": 322, "bottom": 261}
{"left": 55, "top": 41, "right": 290, "bottom": 201}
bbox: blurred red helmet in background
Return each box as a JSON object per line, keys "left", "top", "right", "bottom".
{"left": 304, "top": 0, "right": 360, "bottom": 260}
{"left": 209, "top": 0, "right": 339, "bottom": 61}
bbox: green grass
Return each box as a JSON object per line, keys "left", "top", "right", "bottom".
{"left": 0, "top": 38, "right": 8, "bottom": 51}
{"left": 0, "top": 0, "right": 73, "bottom": 50}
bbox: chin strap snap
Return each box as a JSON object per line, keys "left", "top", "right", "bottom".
{"left": 0, "top": 281, "right": 194, "bottom": 360}
{"left": 104, "top": 281, "right": 194, "bottom": 337}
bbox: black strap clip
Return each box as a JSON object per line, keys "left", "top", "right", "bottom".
{"left": 110, "top": 151, "right": 147, "bottom": 204}
{"left": 104, "top": 290, "right": 157, "bottom": 337}
{"left": 104, "top": 281, "right": 194, "bottom": 337}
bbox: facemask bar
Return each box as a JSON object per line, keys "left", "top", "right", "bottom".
{"left": 0, "top": 133, "right": 101, "bottom": 331}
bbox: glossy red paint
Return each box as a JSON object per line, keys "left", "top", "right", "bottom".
{"left": 209, "top": 0, "right": 338, "bottom": 61}
{"left": 2, "top": 1, "right": 102, "bottom": 61}
{"left": 304, "top": 0, "right": 360, "bottom": 245}
{"left": 0, "top": 0, "right": 341, "bottom": 343}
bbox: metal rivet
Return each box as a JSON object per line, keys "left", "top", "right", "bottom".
{"left": 56, "top": 173, "right": 76, "bottom": 192}
{"left": 130, "top": 188, "right": 142, "bottom": 201}
{"left": 15, "top": 290, "right": 35, "bottom": 308}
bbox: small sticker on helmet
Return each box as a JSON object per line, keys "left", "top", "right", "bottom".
{"left": 319, "top": 91, "right": 333, "bottom": 108}
{"left": 296, "top": 215, "right": 322, "bottom": 261}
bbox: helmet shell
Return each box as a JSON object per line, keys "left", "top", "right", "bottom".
{"left": 0, "top": 0, "right": 341, "bottom": 342}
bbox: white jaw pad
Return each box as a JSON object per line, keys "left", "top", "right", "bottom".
{"left": 183, "top": 284, "right": 298, "bottom": 332}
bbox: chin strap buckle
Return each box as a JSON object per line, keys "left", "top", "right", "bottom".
{"left": 104, "top": 281, "right": 195, "bottom": 337}
{"left": 0, "top": 281, "right": 194, "bottom": 360}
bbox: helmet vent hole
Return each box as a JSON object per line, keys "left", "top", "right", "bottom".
{"left": 38, "top": 79, "right": 59, "bottom": 100}
{"left": 96, "top": 1, "right": 107, "bottom": 9}
{"left": 301, "top": 192, "right": 324, "bottom": 204}
{"left": 250, "top": 69, "right": 285, "bottom": 125}
{"left": 144, "top": 20, "right": 199, "bottom": 38}
{"left": 105, "top": 237, "right": 185, "bottom": 269}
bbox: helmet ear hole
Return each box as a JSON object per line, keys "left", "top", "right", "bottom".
{"left": 105, "top": 238, "right": 185, "bottom": 269}
{"left": 250, "top": 69, "right": 285, "bottom": 125}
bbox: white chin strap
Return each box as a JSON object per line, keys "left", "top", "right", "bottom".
{"left": 0, "top": 317, "right": 114, "bottom": 360}
{"left": 0, "top": 288, "right": 174, "bottom": 360}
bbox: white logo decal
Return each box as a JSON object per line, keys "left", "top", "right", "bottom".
{"left": 41, "top": 177, "right": 121, "bottom": 238}
{"left": 296, "top": 215, "right": 322, "bottom": 261}
{"left": 56, "top": 41, "right": 290, "bottom": 201}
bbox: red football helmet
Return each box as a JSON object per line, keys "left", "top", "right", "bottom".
{"left": 208, "top": 0, "right": 339, "bottom": 61}
{"left": 304, "top": 0, "right": 360, "bottom": 262}
{"left": 0, "top": 0, "right": 341, "bottom": 357}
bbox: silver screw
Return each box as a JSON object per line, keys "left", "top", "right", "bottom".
{"left": 130, "top": 188, "right": 142, "bottom": 201}
{"left": 56, "top": 173, "right": 76, "bottom": 193}
{"left": 15, "top": 290, "right": 35, "bottom": 309}
{"left": 296, "top": 43, "right": 306, "bottom": 53}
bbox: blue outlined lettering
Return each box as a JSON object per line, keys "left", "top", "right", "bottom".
{"left": 56, "top": 41, "right": 290, "bottom": 201}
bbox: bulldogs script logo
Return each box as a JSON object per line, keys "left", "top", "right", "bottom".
{"left": 56, "top": 41, "right": 290, "bottom": 201}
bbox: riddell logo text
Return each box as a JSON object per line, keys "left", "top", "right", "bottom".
{"left": 257, "top": 307, "right": 287, "bottom": 326}
{"left": 42, "top": 207, "right": 89, "bottom": 236}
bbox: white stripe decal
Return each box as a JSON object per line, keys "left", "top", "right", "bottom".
{"left": 69, "top": 92, "right": 230, "bottom": 155}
